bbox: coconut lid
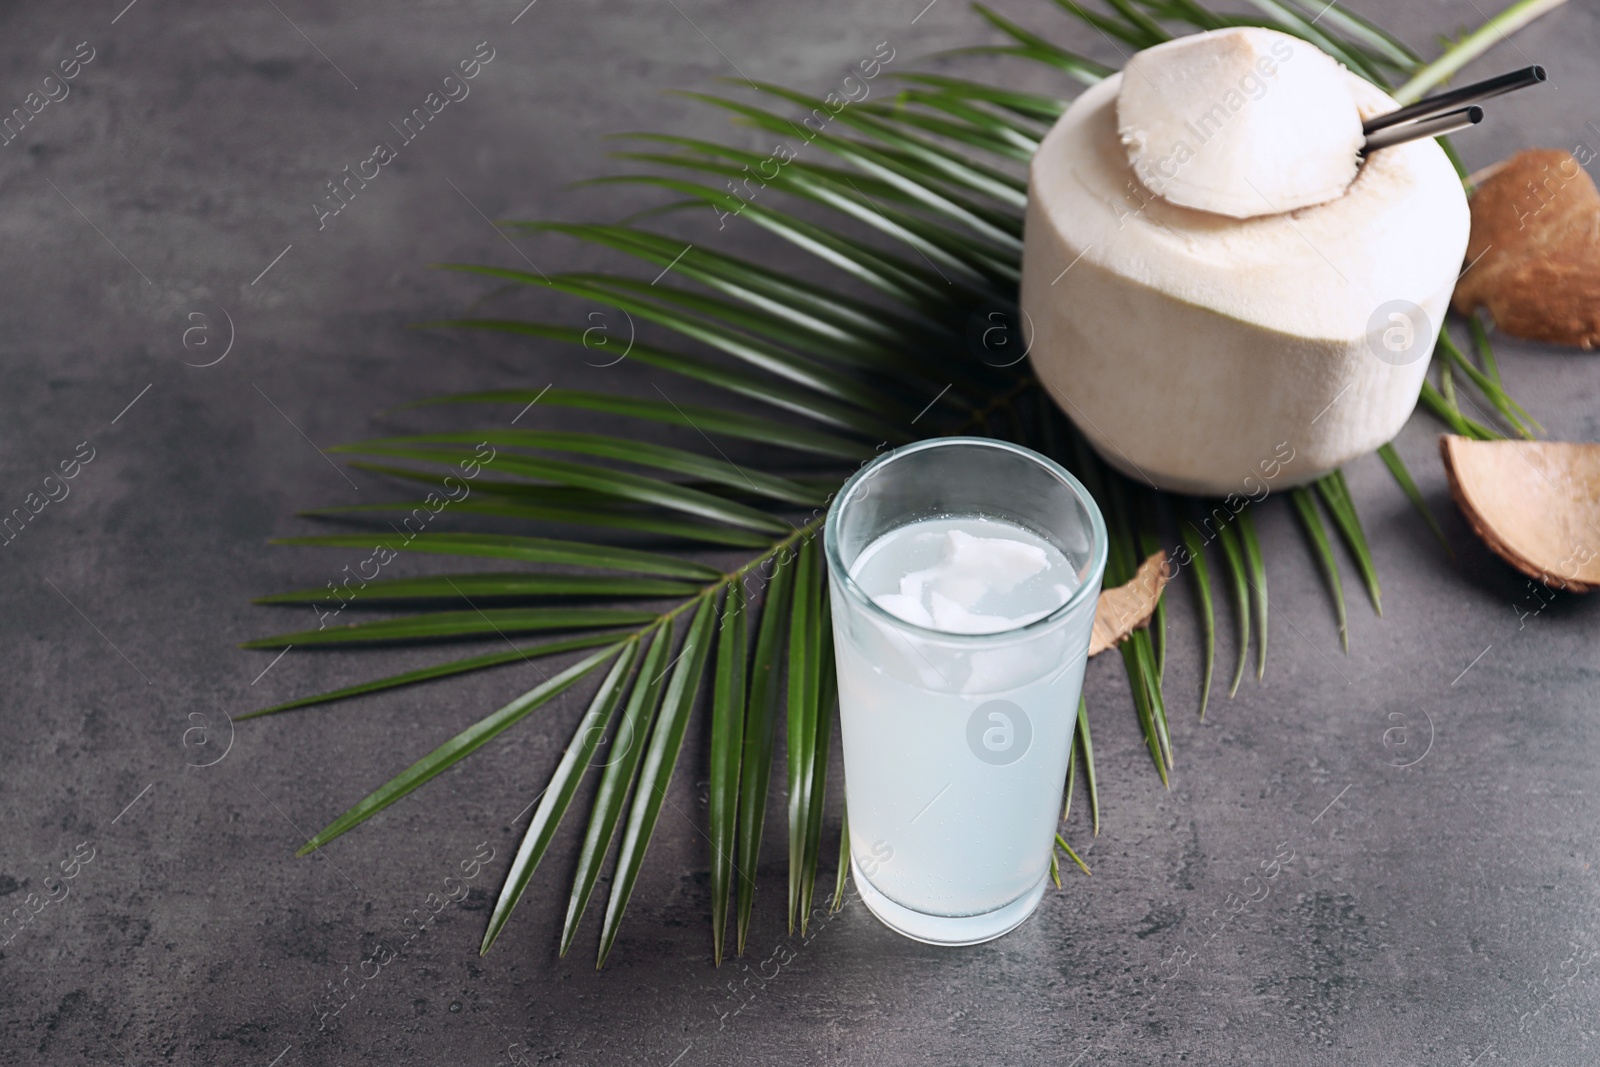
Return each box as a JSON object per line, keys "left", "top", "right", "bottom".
{"left": 1116, "top": 27, "right": 1364, "bottom": 219}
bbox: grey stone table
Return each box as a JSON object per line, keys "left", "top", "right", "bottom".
{"left": 3, "top": 1, "right": 1599, "bottom": 1063}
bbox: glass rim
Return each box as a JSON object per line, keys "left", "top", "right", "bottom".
{"left": 822, "top": 436, "right": 1109, "bottom": 644}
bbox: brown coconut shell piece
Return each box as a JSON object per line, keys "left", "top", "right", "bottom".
{"left": 1451, "top": 148, "right": 1600, "bottom": 350}
{"left": 1089, "top": 550, "right": 1171, "bottom": 656}
{"left": 1439, "top": 434, "right": 1600, "bottom": 592}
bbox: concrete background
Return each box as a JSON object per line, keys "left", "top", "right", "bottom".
{"left": 2, "top": 0, "right": 1599, "bottom": 1063}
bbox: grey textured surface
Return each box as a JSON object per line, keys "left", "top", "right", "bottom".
{"left": 3, "top": 1, "right": 1600, "bottom": 1063}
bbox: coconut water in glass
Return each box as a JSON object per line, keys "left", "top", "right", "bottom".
{"left": 824, "top": 437, "right": 1107, "bottom": 945}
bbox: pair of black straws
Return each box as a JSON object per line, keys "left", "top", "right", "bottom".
{"left": 1361, "top": 65, "right": 1545, "bottom": 154}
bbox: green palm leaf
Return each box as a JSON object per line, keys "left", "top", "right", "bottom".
{"left": 242, "top": 607, "right": 657, "bottom": 649}
{"left": 402, "top": 385, "right": 874, "bottom": 460}
{"left": 1315, "top": 472, "right": 1382, "bottom": 615}
{"left": 857, "top": 99, "right": 1038, "bottom": 162}
{"left": 598, "top": 151, "right": 1020, "bottom": 288}
{"left": 425, "top": 319, "right": 898, "bottom": 437}
{"left": 738, "top": 81, "right": 1029, "bottom": 207}
{"left": 481, "top": 639, "right": 640, "bottom": 954}
{"left": 1177, "top": 521, "right": 1216, "bottom": 720}
{"left": 735, "top": 551, "right": 794, "bottom": 955}
{"left": 801, "top": 583, "right": 837, "bottom": 928}
{"left": 1436, "top": 329, "right": 1535, "bottom": 439}
{"left": 1213, "top": 518, "right": 1251, "bottom": 699}
{"left": 334, "top": 431, "right": 824, "bottom": 506}
{"left": 1290, "top": 487, "right": 1349, "bottom": 651}
{"left": 544, "top": 273, "right": 962, "bottom": 396}
{"left": 245, "top": 0, "right": 1560, "bottom": 965}
{"left": 588, "top": 174, "right": 963, "bottom": 309}
{"left": 1056, "top": 834, "right": 1092, "bottom": 877}
{"left": 325, "top": 443, "right": 791, "bottom": 533}
{"left": 1118, "top": 638, "right": 1168, "bottom": 786}
{"left": 1376, "top": 443, "right": 1450, "bottom": 555}
{"left": 308, "top": 487, "right": 774, "bottom": 548}
{"left": 1135, "top": 493, "right": 1168, "bottom": 678}
{"left": 240, "top": 631, "right": 632, "bottom": 719}
{"left": 1133, "top": 629, "right": 1171, "bottom": 769}
{"left": 889, "top": 74, "right": 1069, "bottom": 120}
{"left": 607, "top": 147, "right": 1025, "bottom": 278}
{"left": 295, "top": 643, "right": 624, "bottom": 855}
{"left": 785, "top": 537, "right": 825, "bottom": 934}
{"left": 1235, "top": 507, "right": 1268, "bottom": 682}
{"left": 708, "top": 581, "right": 748, "bottom": 964}
{"left": 519, "top": 223, "right": 976, "bottom": 368}
{"left": 831, "top": 803, "right": 851, "bottom": 912}
{"left": 561, "top": 622, "right": 674, "bottom": 956}
{"left": 1077, "top": 697, "right": 1100, "bottom": 835}
{"left": 674, "top": 90, "right": 1026, "bottom": 231}
{"left": 598, "top": 596, "right": 716, "bottom": 967}
{"left": 269, "top": 532, "right": 723, "bottom": 579}
{"left": 437, "top": 265, "right": 917, "bottom": 418}
{"left": 254, "top": 572, "right": 698, "bottom": 604}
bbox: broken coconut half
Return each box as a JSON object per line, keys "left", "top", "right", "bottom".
{"left": 1022, "top": 27, "right": 1470, "bottom": 496}
{"left": 1451, "top": 148, "right": 1600, "bottom": 350}
{"left": 1439, "top": 434, "right": 1600, "bottom": 591}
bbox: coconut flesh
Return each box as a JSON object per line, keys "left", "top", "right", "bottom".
{"left": 1021, "top": 27, "right": 1470, "bottom": 496}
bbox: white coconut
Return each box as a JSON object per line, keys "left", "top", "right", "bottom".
{"left": 1021, "top": 48, "right": 1469, "bottom": 496}
{"left": 1117, "top": 28, "right": 1364, "bottom": 218}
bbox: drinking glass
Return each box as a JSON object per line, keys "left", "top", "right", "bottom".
{"left": 823, "top": 436, "right": 1107, "bottom": 945}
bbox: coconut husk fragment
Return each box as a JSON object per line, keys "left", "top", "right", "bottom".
{"left": 1090, "top": 551, "right": 1171, "bottom": 655}
{"left": 1439, "top": 434, "right": 1600, "bottom": 592}
{"left": 1452, "top": 148, "right": 1600, "bottom": 350}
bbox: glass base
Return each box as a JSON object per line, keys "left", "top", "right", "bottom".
{"left": 852, "top": 859, "right": 1049, "bottom": 946}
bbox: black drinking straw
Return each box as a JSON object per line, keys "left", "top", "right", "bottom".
{"left": 1362, "top": 65, "right": 1546, "bottom": 136}
{"left": 1361, "top": 105, "right": 1483, "bottom": 154}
